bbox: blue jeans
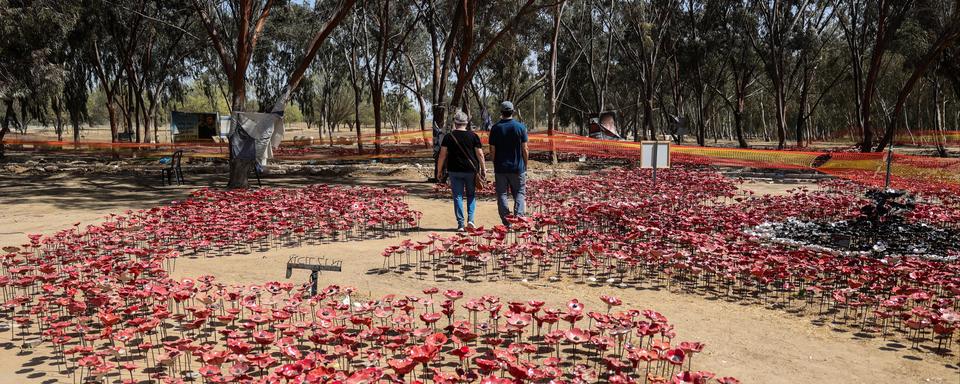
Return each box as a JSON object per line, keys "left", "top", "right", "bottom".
{"left": 495, "top": 172, "right": 526, "bottom": 226}
{"left": 448, "top": 172, "right": 476, "bottom": 227}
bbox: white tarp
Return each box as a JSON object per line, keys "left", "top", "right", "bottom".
{"left": 229, "top": 111, "right": 284, "bottom": 166}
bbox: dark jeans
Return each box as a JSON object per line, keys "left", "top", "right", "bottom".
{"left": 495, "top": 172, "right": 526, "bottom": 226}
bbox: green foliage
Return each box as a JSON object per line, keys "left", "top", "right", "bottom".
{"left": 5, "top": 0, "right": 960, "bottom": 148}
{"left": 0, "top": 1, "right": 78, "bottom": 102}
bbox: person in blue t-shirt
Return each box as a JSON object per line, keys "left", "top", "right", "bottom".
{"left": 488, "top": 101, "right": 528, "bottom": 227}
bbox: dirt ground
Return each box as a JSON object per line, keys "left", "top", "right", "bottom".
{"left": 0, "top": 170, "right": 957, "bottom": 383}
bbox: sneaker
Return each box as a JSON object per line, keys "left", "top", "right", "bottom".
{"left": 466, "top": 222, "right": 476, "bottom": 230}
{"left": 457, "top": 226, "right": 465, "bottom": 232}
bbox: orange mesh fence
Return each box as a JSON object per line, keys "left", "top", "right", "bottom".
{"left": 5, "top": 130, "right": 959, "bottom": 193}
{"left": 291, "top": 131, "right": 960, "bottom": 193}
{"left": 524, "top": 132, "right": 959, "bottom": 193}
{"left": 895, "top": 130, "right": 960, "bottom": 146}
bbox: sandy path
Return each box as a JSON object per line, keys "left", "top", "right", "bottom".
{"left": 0, "top": 173, "right": 201, "bottom": 246}
{"left": 0, "top": 174, "right": 956, "bottom": 383}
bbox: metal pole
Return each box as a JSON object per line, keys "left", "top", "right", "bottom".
{"left": 309, "top": 271, "right": 319, "bottom": 296}
{"left": 884, "top": 143, "right": 894, "bottom": 189}
{"left": 651, "top": 140, "right": 659, "bottom": 187}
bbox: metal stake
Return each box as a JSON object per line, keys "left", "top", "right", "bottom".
{"left": 651, "top": 140, "right": 659, "bottom": 187}
{"left": 884, "top": 143, "right": 894, "bottom": 189}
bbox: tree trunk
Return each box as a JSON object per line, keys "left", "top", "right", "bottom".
{"left": 773, "top": 78, "right": 787, "bottom": 149}
{"left": 404, "top": 53, "right": 429, "bottom": 148}
{"left": 53, "top": 98, "right": 64, "bottom": 141}
{"left": 795, "top": 62, "right": 813, "bottom": 148}
{"left": 0, "top": 99, "right": 12, "bottom": 159}
{"left": 735, "top": 90, "right": 749, "bottom": 148}
{"left": 227, "top": 67, "right": 253, "bottom": 188}
{"left": 124, "top": 85, "right": 134, "bottom": 137}
{"left": 547, "top": 1, "right": 566, "bottom": 164}
{"left": 371, "top": 90, "right": 383, "bottom": 154}
{"left": 71, "top": 113, "right": 81, "bottom": 145}
{"left": 643, "top": 72, "right": 656, "bottom": 141}
{"left": 142, "top": 100, "right": 153, "bottom": 144}
{"left": 107, "top": 103, "right": 119, "bottom": 142}
{"left": 760, "top": 95, "right": 769, "bottom": 142}
{"left": 633, "top": 92, "right": 642, "bottom": 141}
{"left": 133, "top": 88, "right": 143, "bottom": 143}
{"left": 933, "top": 79, "right": 948, "bottom": 156}
{"left": 695, "top": 89, "right": 706, "bottom": 146}
{"left": 352, "top": 80, "right": 363, "bottom": 154}
{"left": 347, "top": 28, "right": 364, "bottom": 155}
{"left": 153, "top": 114, "right": 160, "bottom": 143}
{"left": 858, "top": 8, "right": 900, "bottom": 152}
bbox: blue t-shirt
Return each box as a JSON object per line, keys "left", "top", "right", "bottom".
{"left": 489, "top": 119, "right": 528, "bottom": 173}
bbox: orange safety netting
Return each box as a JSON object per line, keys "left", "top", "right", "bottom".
{"left": 5, "top": 130, "right": 959, "bottom": 193}
{"left": 522, "top": 132, "right": 960, "bottom": 193}
{"left": 895, "top": 130, "right": 960, "bottom": 146}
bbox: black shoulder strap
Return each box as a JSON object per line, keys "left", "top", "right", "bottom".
{"left": 449, "top": 131, "right": 479, "bottom": 172}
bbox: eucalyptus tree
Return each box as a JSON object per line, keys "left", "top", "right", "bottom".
{"left": 753, "top": 0, "right": 828, "bottom": 149}
{"left": 546, "top": 0, "right": 567, "bottom": 161}
{"left": 298, "top": 51, "right": 350, "bottom": 144}
{"left": 62, "top": 17, "right": 91, "bottom": 144}
{"left": 561, "top": 0, "right": 620, "bottom": 117}
{"left": 931, "top": 44, "right": 960, "bottom": 155}
{"left": 754, "top": 0, "right": 843, "bottom": 147}
{"left": 129, "top": 1, "right": 198, "bottom": 143}
{"left": 837, "top": 0, "right": 916, "bottom": 151}
{"left": 552, "top": 1, "right": 627, "bottom": 135}
{"left": 677, "top": 0, "right": 726, "bottom": 146}
{"left": 621, "top": 0, "right": 681, "bottom": 141}
{"left": 474, "top": 6, "right": 548, "bottom": 121}
{"left": 430, "top": 0, "right": 553, "bottom": 129}
{"left": 343, "top": 11, "right": 366, "bottom": 154}
{"left": 359, "top": 0, "right": 420, "bottom": 153}
{"left": 387, "top": 28, "right": 431, "bottom": 135}
{"left": 792, "top": 1, "right": 844, "bottom": 147}
{"left": 711, "top": 1, "right": 760, "bottom": 148}
{"left": 0, "top": 0, "right": 78, "bottom": 156}
{"left": 192, "top": 0, "right": 356, "bottom": 187}
{"left": 875, "top": 0, "right": 960, "bottom": 151}
{"left": 251, "top": 2, "right": 318, "bottom": 112}
{"left": 85, "top": 1, "right": 126, "bottom": 141}
{"left": 414, "top": 0, "right": 447, "bottom": 120}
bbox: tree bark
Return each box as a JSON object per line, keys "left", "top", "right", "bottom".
{"left": 772, "top": 76, "right": 787, "bottom": 149}
{"left": 547, "top": 1, "right": 567, "bottom": 164}
{"left": 346, "top": 27, "right": 364, "bottom": 155}
{"left": 795, "top": 63, "right": 812, "bottom": 148}
{"left": 734, "top": 92, "right": 749, "bottom": 149}
{"left": 0, "top": 99, "right": 13, "bottom": 158}
{"left": 932, "top": 78, "right": 948, "bottom": 156}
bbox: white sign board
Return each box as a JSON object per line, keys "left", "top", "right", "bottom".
{"left": 640, "top": 142, "right": 671, "bottom": 169}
